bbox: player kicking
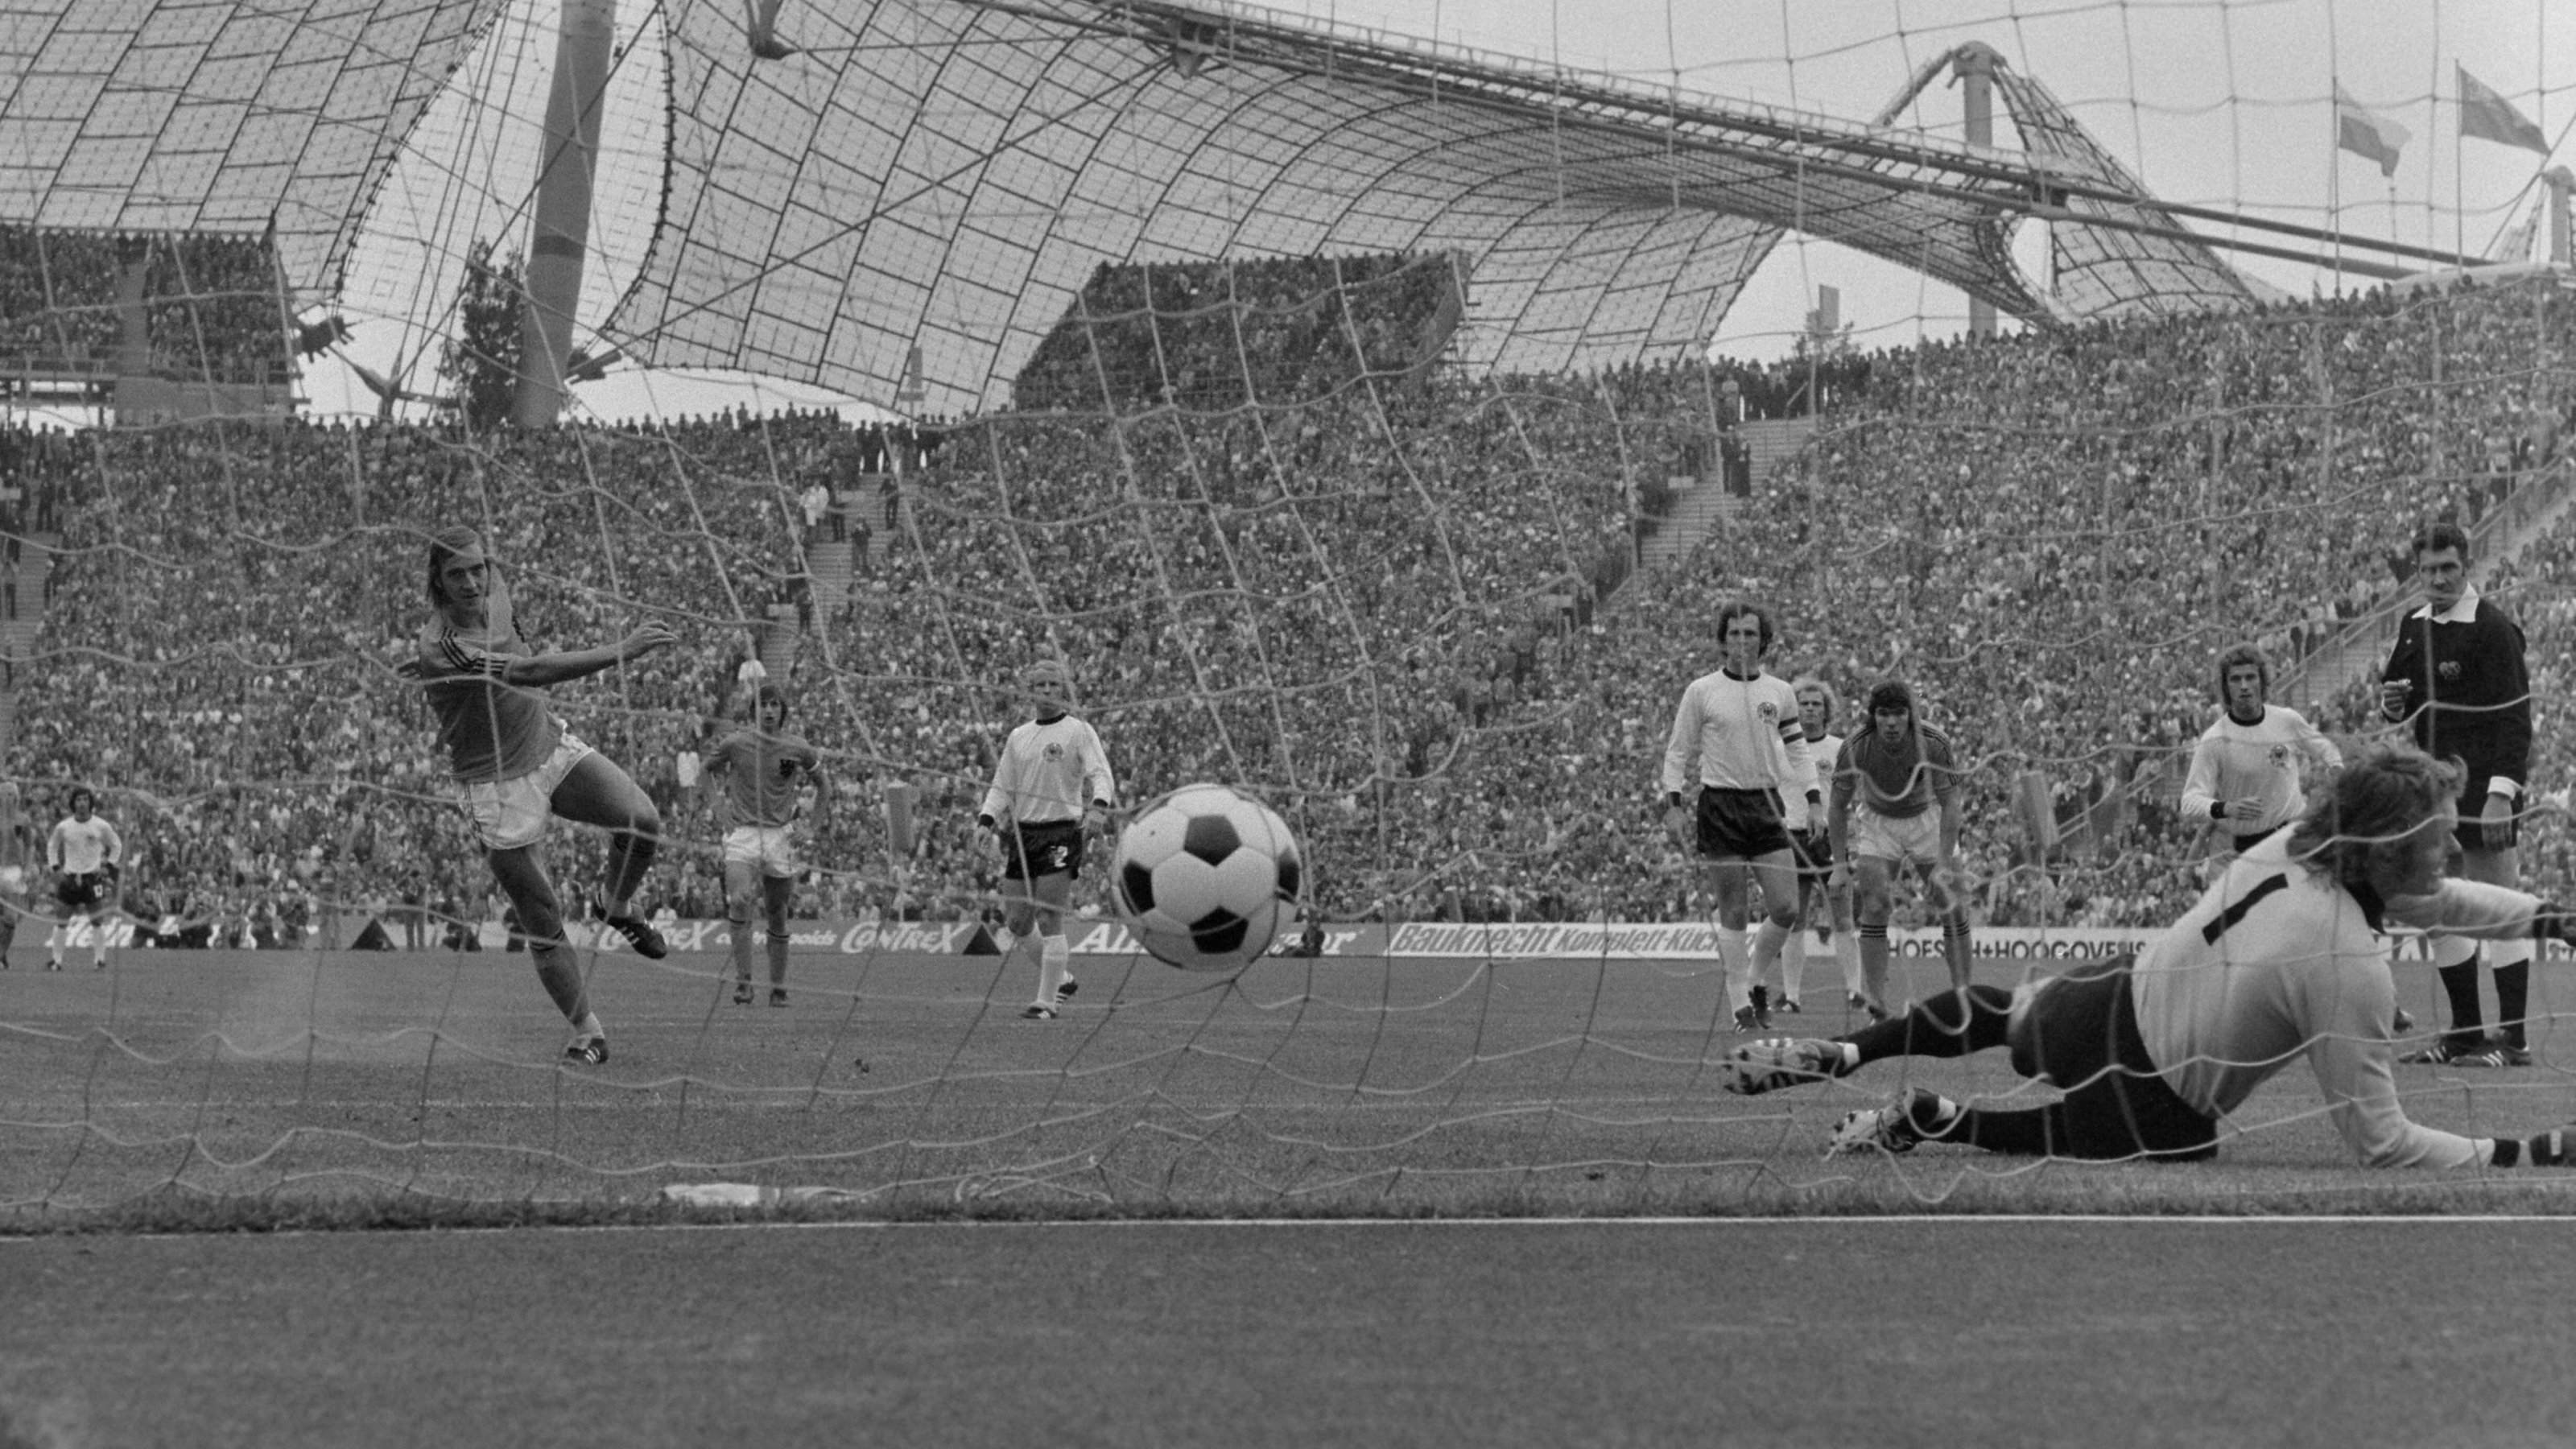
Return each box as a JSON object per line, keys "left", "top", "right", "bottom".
{"left": 44, "top": 786, "right": 121, "bottom": 970}
{"left": 978, "top": 658, "right": 1116, "bottom": 1019}
{"left": 1788, "top": 676, "right": 1869, "bottom": 1020}
{"left": 1727, "top": 748, "right": 2576, "bottom": 1169}
{"left": 400, "top": 526, "right": 676, "bottom": 1063}
{"left": 704, "top": 683, "right": 827, "bottom": 1007}
{"left": 1660, "top": 601, "right": 1818, "bottom": 1033}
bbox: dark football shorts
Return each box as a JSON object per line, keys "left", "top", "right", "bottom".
{"left": 2007, "top": 953, "right": 2219, "bottom": 1162}
{"left": 2454, "top": 778, "right": 2519, "bottom": 854}
{"left": 1001, "top": 819, "right": 1086, "bottom": 881}
{"left": 1693, "top": 786, "right": 1793, "bottom": 861}
{"left": 55, "top": 869, "right": 113, "bottom": 910}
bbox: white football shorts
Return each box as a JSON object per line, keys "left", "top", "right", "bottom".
{"left": 459, "top": 732, "right": 594, "bottom": 851}
{"left": 722, "top": 824, "right": 800, "bottom": 879}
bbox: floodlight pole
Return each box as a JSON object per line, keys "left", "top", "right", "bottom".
{"left": 1955, "top": 45, "right": 1998, "bottom": 340}
{"left": 514, "top": 0, "right": 615, "bottom": 427}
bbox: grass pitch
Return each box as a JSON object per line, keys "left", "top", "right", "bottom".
{"left": 5, "top": 943, "right": 2574, "bottom": 1229}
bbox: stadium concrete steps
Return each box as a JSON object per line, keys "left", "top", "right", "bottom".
{"left": 0, "top": 534, "right": 56, "bottom": 756}
{"left": 1638, "top": 476, "right": 1737, "bottom": 572}
{"left": 1738, "top": 416, "right": 1815, "bottom": 485}
{"left": 805, "top": 537, "right": 854, "bottom": 610}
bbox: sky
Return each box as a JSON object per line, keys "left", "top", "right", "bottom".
{"left": 296, "top": 0, "right": 2570, "bottom": 424}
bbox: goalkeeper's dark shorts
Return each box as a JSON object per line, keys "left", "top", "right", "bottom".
{"left": 55, "top": 869, "right": 114, "bottom": 910}
{"left": 2003, "top": 953, "right": 2219, "bottom": 1162}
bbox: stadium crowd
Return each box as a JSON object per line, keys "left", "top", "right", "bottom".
{"left": 2, "top": 254, "right": 2569, "bottom": 945}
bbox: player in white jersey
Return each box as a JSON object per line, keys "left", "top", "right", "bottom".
{"left": 1728, "top": 748, "right": 2576, "bottom": 1169}
{"left": 1659, "top": 602, "right": 1818, "bottom": 1033}
{"left": 704, "top": 683, "right": 828, "bottom": 1006}
{"left": 1788, "top": 677, "right": 1870, "bottom": 1021}
{"left": 2180, "top": 643, "right": 2342, "bottom": 861}
{"left": 979, "top": 658, "right": 1117, "bottom": 1019}
{"left": 46, "top": 786, "right": 122, "bottom": 970}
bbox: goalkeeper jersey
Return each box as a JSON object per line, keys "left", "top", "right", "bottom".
{"left": 2125, "top": 832, "right": 2539, "bottom": 1170}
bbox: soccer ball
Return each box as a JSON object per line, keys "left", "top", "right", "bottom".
{"left": 1113, "top": 783, "right": 1302, "bottom": 973}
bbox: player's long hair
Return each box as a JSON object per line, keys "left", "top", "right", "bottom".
{"left": 423, "top": 526, "right": 514, "bottom": 634}
{"left": 1714, "top": 600, "right": 1775, "bottom": 655}
{"left": 2211, "top": 643, "right": 2270, "bottom": 704}
{"left": 2285, "top": 746, "right": 2459, "bottom": 886}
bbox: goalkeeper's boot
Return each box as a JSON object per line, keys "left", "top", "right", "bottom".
{"left": 1053, "top": 977, "right": 1080, "bottom": 1009}
{"left": 1826, "top": 1089, "right": 1951, "bottom": 1158}
{"left": 733, "top": 980, "right": 755, "bottom": 1006}
{"left": 1019, "top": 1004, "right": 1058, "bottom": 1021}
{"left": 1748, "top": 985, "right": 1773, "bottom": 1030}
{"left": 1727, "top": 1038, "right": 1852, "bottom": 1096}
{"left": 770, "top": 989, "right": 789, "bottom": 1009}
{"left": 594, "top": 896, "right": 669, "bottom": 960}
{"left": 1731, "top": 1005, "right": 1761, "bottom": 1034}
{"left": 564, "top": 1031, "right": 610, "bottom": 1065}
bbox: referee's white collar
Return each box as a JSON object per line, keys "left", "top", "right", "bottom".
{"left": 2407, "top": 583, "right": 2479, "bottom": 624}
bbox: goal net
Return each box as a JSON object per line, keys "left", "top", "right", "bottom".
{"left": 2, "top": 0, "right": 2571, "bottom": 1224}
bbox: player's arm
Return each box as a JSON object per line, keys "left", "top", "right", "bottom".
{"left": 1777, "top": 712, "right": 1816, "bottom": 832}
{"left": 2377, "top": 625, "right": 2420, "bottom": 724}
{"left": 1827, "top": 774, "right": 1853, "bottom": 883}
{"left": 1078, "top": 725, "right": 1117, "bottom": 833}
{"left": 2485, "top": 618, "right": 2533, "bottom": 818}
{"left": 100, "top": 821, "right": 122, "bottom": 866}
{"left": 500, "top": 623, "right": 679, "bottom": 687}
{"left": 977, "top": 740, "right": 1018, "bottom": 836}
{"left": 2381, "top": 878, "right": 2553, "bottom": 940}
{"left": 2178, "top": 736, "right": 2225, "bottom": 825}
{"left": 1658, "top": 684, "right": 1702, "bottom": 842}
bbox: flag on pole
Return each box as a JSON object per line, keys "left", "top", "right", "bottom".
{"left": 2334, "top": 83, "right": 2409, "bottom": 177}
{"left": 2458, "top": 67, "right": 2549, "bottom": 154}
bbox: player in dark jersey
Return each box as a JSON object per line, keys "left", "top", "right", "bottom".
{"left": 399, "top": 526, "right": 677, "bottom": 1064}
{"left": 704, "top": 683, "right": 828, "bottom": 1006}
{"left": 2380, "top": 520, "right": 2536, "bottom": 1067}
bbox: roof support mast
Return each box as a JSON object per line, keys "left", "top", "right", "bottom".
{"left": 514, "top": 0, "right": 615, "bottom": 427}
{"left": 1955, "top": 44, "right": 1998, "bottom": 339}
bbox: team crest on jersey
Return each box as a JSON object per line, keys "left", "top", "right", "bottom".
{"left": 2268, "top": 745, "right": 2289, "bottom": 768}
{"left": 1757, "top": 701, "right": 1778, "bottom": 722}
{"left": 2437, "top": 661, "right": 2462, "bottom": 682}
{"left": 1043, "top": 741, "right": 1064, "bottom": 762}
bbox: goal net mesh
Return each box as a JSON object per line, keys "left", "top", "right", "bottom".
{"left": 2, "top": 0, "right": 2571, "bottom": 1220}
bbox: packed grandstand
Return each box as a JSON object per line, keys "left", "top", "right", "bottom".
{"left": 1, "top": 232, "right": 2567, "bottom": 952}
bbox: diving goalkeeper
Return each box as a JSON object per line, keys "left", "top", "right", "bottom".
{"left": 1727, "top": 746, "right": 2576, "bottom": 1169}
